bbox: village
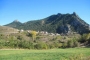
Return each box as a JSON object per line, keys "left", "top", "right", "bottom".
{"left": 19, "top": 29, "right": 61, "bottom": 36}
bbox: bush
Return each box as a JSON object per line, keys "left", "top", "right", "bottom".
{"left": 67, "top": 40, "right": 74, "bottom": 48}
{"left": 79, "top": 33, "right": 90, "bottom": 43}
{"left": 62, "top": 42, "right": 68, "bottom": 48}
{"left": 18, "top": 40, "right": 34, "bottom": 49}
{"left": 74, "top": 40, "right": 80, "bottom": 47}
{"left": 34, "top": 42, "right": 47, "bottom": 49}
{"left": 67, "top": 39, "right": 79, "bottom": 48}
{"left": 17, "top": 35, "right": 23, "bottom": 40}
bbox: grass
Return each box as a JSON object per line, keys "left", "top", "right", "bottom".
{"left": 0, "top": 48, "right": 90, "bottom": 60}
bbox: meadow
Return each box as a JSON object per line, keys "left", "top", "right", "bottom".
{"left": 0, "top": 48, "right": 90, "bottom": 60}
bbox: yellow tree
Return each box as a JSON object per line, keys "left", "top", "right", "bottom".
{"left": 30, "top": 31, "right": 37, "bottom": 41}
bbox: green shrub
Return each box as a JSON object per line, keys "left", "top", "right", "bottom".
{"left": 67, "top": 40, "right": 74, "bottom": 48}
{"left": 73, "top": 40, "right": 80, "bottom": 47}
{"left": 17, "top": 35, "right": 23, "bottom": 40}
{"left": 62, "top": 42, "right": 67, "bottom": 48}
{"left": 34, "top": 42, "right": 47, "bottom": 49}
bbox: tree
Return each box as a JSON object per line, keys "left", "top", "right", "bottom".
{"left": 30, "top": 31, "right": 37, "bottom": 41}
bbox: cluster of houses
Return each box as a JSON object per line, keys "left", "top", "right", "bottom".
{"left": 19, "top": 29, "right": 60, "bottom": 36}
{"left": 37, "top": 31, "right": 60, "bottom": 36}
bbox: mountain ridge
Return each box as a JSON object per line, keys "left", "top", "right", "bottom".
{"left": 5, "top": 12, "right": 90, "bottom": 34}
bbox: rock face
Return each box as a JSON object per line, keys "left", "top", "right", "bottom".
{"left": 57, "top": 24, "right": 71, "bottom": 34}
{"left": 5, "top": 12, "right": 90, "bottom": 34}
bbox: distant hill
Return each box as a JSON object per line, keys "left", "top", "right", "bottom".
{"left": 5, "top": 20, "right": 23, "bottom": 29}
{"left": 5, "top": 12, "right": 90, "bottom": 34}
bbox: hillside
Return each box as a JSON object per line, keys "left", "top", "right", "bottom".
{"left": 0, "top": 26, "right": 19, "bottom": 34}
{"left": 5, "top": 12, "right": 90, "bottom": 34}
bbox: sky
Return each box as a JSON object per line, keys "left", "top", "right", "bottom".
{"left": 0, "top": 0, "right": 90, "bottom": 25}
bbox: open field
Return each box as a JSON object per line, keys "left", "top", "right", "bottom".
{"left": 0, "top": 48, "right": 90, "bottom": 60}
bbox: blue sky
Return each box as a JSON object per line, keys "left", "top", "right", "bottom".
{"left": 0, "top": 0, "right": 90, "bottom": 25}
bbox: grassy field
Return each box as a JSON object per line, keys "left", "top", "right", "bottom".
{"left": 0, "top": 48, "right": 90, "bottom": 60}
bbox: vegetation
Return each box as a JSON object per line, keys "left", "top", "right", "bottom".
{"left": 0, "top": 48, "right": 90, "bottom": 60}
{"left": 29, "top": 31, "right": 37, "bottom": 41}
{"left": 0, "top": 30, "right": 90, "bottom": 49}
{"left": 0, "top": 25, "right": 90, "bottom": 49}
